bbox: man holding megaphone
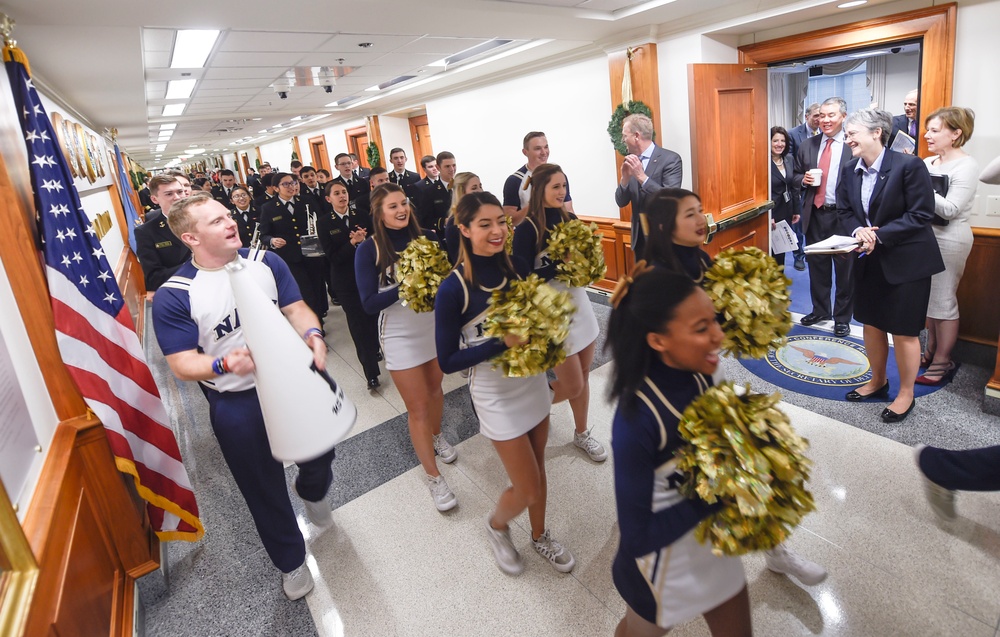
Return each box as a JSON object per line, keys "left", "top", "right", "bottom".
{"left": 151, "top": 192, "right": 338, "bottom": 601}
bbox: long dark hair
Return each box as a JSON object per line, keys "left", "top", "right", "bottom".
{"left": 525, "top": 163, "right": 572, "bottom": 251}
{"left": 770, "top": 126, "right": 791, "bottom": 157}
{"left": 606, "top": 268, "right": 698, "bottom": 405}
{"left": 640, "top": 190, "right": 683, "bottom": 272}
{"left": 370, "top": 183, "right": 421, "bottom": 284}
{"left": 453, "top": 191, "right": 519, "bottom": 286}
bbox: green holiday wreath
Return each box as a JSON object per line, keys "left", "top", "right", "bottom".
{"left": 367, "top": 141, "right": 382, "bottom": 169}
{"left": 607, "top": 100, "right": 655, "bottom": 156}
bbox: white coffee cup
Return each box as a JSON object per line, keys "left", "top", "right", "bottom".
{"left": 807, "top": 168, "right": 823, "bottom": 182}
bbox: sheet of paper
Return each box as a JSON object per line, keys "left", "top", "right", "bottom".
{"left": 804, "top": 234, "right": 861, "bottom": 255}
{"left": 890, "top": 131, "right": 916, "bottom": 154}
{"left": 771, "top": 219, "right": 799, "bottom": 254}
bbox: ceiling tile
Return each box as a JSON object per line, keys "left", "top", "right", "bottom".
{"left": 200, "top": 78, "right": 275, "bottom": 90}
{"left": 196, "top": 88, "right": 263, "bottom": 97}
{"left": 144, "top": 51, "right": 171, "bottom": 69}
{"left": 315, "top": 33, "right": 419, "bottom": 53}
{"left": 210, "top": 51, "right": 306, "bottom": 68}
{"left": 218, "top": 31, "right": 334, "bottom": 53}
{"left": 142, "top": 28, "right": 174, "bottom": 53}
{"left": 203, "top": 66, "right": 289, "bottom": 81}
{"left": 393, "top": 37, "right": 490, "bottom": 56}
{"left": 294, "top": 51, "right": 384, "bottom": 67}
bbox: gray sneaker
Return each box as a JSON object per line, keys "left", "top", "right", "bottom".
{"left": 574, "top": 430, "right": 608, "bottom": 462}
{"left": 433, "top": 433, "right": 458, "bottom": 464}
{"left": 426, "top": 473, "right": 457, "bottom": 512}
{"left": 532, "top": 529, "right": 575, "bottom": 573}
{"left": 296, "top": 486, "right": 333, "bottom": 528}
{"left": 485, "top": 517, "right": 524, "bottom": 575}
{"left": 915, "top": 444, "right": 957, "bottom": 520}
{"left": 282, "top": 561, "right": 314, "bottom": 600}
{"left": 764, "top": 543, "right": 827, "bottom": 585}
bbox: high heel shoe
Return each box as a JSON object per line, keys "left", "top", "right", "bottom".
{"left": 915, "top": 361, "right": 959, "bottom": 386}
{"left": 919, "top": 350, "right": 935, "bottom": 369}
{"left": 845, "top": 381, "right": 890, "bottom": 402}
{"left": 881, "top": 399, "right": 916, "bottom": 423}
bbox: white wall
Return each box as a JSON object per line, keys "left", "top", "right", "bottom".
{"left": 883, "top": 51, "right": 920, "bottom": 115}
{"left": 258, "top": 137, "right": 294, "bottom": 172}
{"left": 424, "top": 55, "right": 619, "bottom": 218}
{"left": 379, "top": 115, "right": 416, "bottom": 171}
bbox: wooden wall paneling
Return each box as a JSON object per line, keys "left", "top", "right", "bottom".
{"left": 956, "top": 228, "right": 1000, "bottom": 346}
{"left": 576, "top": 215, "right": 620, "bottom": 291}
{"left": 607, "top": 43, "right": 660, "bottom": 224}
{"left": 738, "top": 3, "right": 956, "bottom": 158}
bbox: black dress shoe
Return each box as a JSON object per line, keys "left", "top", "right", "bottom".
{"left": 881, "top": 399, "right": 915, "bottom": 423}
{"left": 845, "top": 382, "right": 890, "bottom": 402}
{"left": 794, "top": 258, "right": 806, "bottom": 271}
{"left": 801, "top": 313, "right": 831, "bottom": 326}
{"left": 377, "top": 351, "right": 384, "bottom": 362}
{"left": 367, "top": 377, "right": 380, "bottom": 390}
{"left": 834, "top": 322, "right": 850, "bottom": 337}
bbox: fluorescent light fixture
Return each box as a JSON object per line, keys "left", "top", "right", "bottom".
{"left": 847, "top": 49, "right": 890, "bottom": 59}
{"left": 162, "top": 103, "right": 185, "bottom": 117}
{"left": 159, "top": 123, "right": 177, "bottom": 131}
{"left": 156, "top": 144, "right": 167, "bottom": 152}
{"left": 170, "top": 29, "right": 220, "bottom": 69}
{"left": 291, "top": 115, "right": 304, "bottom": 121}
{"left": 251, "top": 117, "right": 262, "bottom": 121}
{"left": 165, "top": 79, "right": 197, "bottom": 100}
{"left": 158, "top": 134, "right": 172, "bottom": 141}
{"left": 838, "top": 0, "right": 867, "bottom": 7}
{"left": 258, "top": 129, "right": 269, "bottom": 134}
{"left": 187, "top": 148, "right": 205, "bottom": 155}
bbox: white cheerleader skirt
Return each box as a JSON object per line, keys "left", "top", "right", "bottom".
{"left": 553, "top": 283, "right": 598, "bottom": 357}
{"left": 379, "top": 301, "right": 437, "bottom": 371}
{"left": 614, "top": 529, "right": 746, "bottom": 628}
{"left": 468, "top": 363, "right": 551, "bottom": 441}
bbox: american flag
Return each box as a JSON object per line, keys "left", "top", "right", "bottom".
{"left": 5, "top": 49, "right": 203, "bottom": 541}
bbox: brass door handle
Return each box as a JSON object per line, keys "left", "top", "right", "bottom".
{"left": 703, "top": 201, "right": 774, "bottom": 243}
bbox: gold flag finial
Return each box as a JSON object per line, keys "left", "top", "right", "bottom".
{"left": 0, "top": 14, "right": 15, "bottom": 48}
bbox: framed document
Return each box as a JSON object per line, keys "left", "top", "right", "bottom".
{"left": 48, "top": 112, "right": 77, "bottom": 179}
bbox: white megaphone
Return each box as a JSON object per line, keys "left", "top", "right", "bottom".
{"left": 225, "top": 256, "right": 357, "bottom": 462}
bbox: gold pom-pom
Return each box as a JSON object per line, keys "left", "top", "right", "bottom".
{"left": 704, "top": 247, "right": 791, "bottom": 359}
{"left": 676, "top": 382, "right": 815, "bottom": 556}
{"left": 504, "top": 214, "right": 514, "bottom": 254}
{"left": 397, "top": 236, "right": 452, "bottom": 313}
{"left": 482, "top": 274, "right": 574, "bottom": 377}
{"left": 547, "top": 219, "right": 607, "bottom": 288}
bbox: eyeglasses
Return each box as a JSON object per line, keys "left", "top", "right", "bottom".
{"left": 336, "top": 162, "right": 352, "bottom": 168}
{"left": 278, "top": 181, "right": 297, "bottom": 188}
{"left": 231, "top": 193, "right": 249, "bottom": 199}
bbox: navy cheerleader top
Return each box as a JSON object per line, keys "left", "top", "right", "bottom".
{"left": 354, "top": 226, "right": 438, "bottom": 315}
{"left": 511, "top": 207, "right": 576, "bottom": 280}
{"left": 434, "top": 254, "right": 513, "bottom": 375}
{"left": 611, "top": 357, "right": 719, "bottom": 558}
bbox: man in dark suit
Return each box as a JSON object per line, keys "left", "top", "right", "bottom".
{"left": 788, "top": 103, "right": 822, "bottom": 159}
{"left": 135, "top": 175, "right": 192, "bottom": 295}
{"left": 888, "top": 89, "right": 919, "bottom": 151}
{"left": 259, "top": 173, "right": 329, "bottom": 320}
{"left": 138, "top": 177, "right": 154, "bottom": 213}
{"left": 387, "top": 147, "right": 423, "bottom": 200}
{"left": 211, "top": 169, "right": 238, "bottom": 206}
{"left": 354, "top": 166, "right": 390, "bottom": 219}
{"left": 792, "top": 96, "right": 855, "bottom": 337}
{"left": 246, "top": 167, "right": 261, "bottom": 194}
{"left": 416, "top": 155, "right": 450, "bottom": 233}
{"left": 298, "top": 165, "right": 330, "bottom": 213}
{"left": 332, "top": 153, "right": 370, "bottom": 215}
{"left": 317, "top": 180, "right": 380, "bottom": 389}
{"left": 349, "top": 154, "right": 370, "bottom": 180}
{"left": 614, "top": 113, "right": 683, "bottom": 256}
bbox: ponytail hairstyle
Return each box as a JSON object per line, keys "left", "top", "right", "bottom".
{"left": 606, "top": 266, "right": 698, "bottom": 407}
{"left": 454, "top": 191, "right": 518, "bottom": 287}
{"left": 640, "top": 190, "right": 684, "bottom": 273}
{"left": 370, "top": 183, "right": 421, "bottom": 284}
{"left": 448, "top": 172, "right": 481, "bottom": 220}
{"left": 525, "top": 163, "right": 572, "bottom": 251}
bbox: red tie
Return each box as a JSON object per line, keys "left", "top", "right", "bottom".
{"left": 813, "top": 137, "right": 833, "bottom": 208}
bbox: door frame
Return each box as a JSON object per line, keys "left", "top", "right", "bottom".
{"left": 739, "top": 3, "right": 956, "bottom": 157}
{"left": 344, "top": 126, "right": 369, "bottom": 168}
{"left": 308, "top": 135, "right": 330, "bottom": 173}
{"left": 408, "top": 114, "right": 431, "bottom": 176}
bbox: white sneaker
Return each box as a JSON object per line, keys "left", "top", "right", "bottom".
{"left": 301, "top": 496, "right": 333, "bottom": 528}
{"left": 764, "top": 543, "right": 827, "bottom": 585}
{"left": 426, "top": 473, "right": 457, "bottom": 512}
{"left": 574, "top": 431, "right": 608, "bottom": 462}
{"left": 485, "top": 517, "right": 524, "bottom": 575}
{"left": 433, "top": 433, "right": 458, "bottom": 464}
{"left": 532, "top": 529, "right": 575, "bottom": 573}
{"left": 282, "top": 561, "right": 314, "bottom": 600}
{"left": 914, "top": 444, "right": 957, "bottom": 520}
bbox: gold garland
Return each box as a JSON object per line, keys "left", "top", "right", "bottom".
{"left": 676, "top": 382, "right": 815, "bottom": 556}
{"left": 482, "top": 274, "right": 574, "bottom": 377}
{"left": 504, "top": 214, "right": 514, "bottom": 254}
{"left": 397, "top": 236, "right": 452, "bottom": 313}
{"left": 547, "top": 219, "right": 607, "bottom": 288}
{"left": 704, "top": 247, "right": 791, "bottom": 359}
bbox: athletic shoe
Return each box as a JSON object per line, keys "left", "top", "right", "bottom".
{"left": 914, "top": 444, "right": 957, "bottom": 520}
{"left": 433, "top": 433, "right": 458, "bottom": 464}
{"left": 574, "top": 430, "right": 608, "bottom": 462}
{"left": 532, "top": 529, "right": 575, "bottom": 573}
{"left": 282, "top": 561, "right": 314, "bottom": 600}
{"left": 485, "top": 516, "right": 524, "bottom": 575}
{"left": 426, "top": 474, "right": 457, "bottom": 512}
{"left": 764, "top": 544, "right": 827, "bottom": 585}
{"left": 296, "top": 486, "right": 333, "bottom": 528}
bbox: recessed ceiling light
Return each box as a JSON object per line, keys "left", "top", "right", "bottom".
{"left": 156, "top": 144, "right": 167, "bottom": 152}
{"left": 160, "top": 123, "right": 177, "bottom": 130}
{"left": 837, "top": 0, "right": 867, "bottom": 7}
{"left": 251, "top": 117, "right": 262, "bottom": 121}
{"left": 162, "top": 104, "right": 185, "bottom": 117}
{"left": 170, "top": 30, "right": 220, "bottom": 68}
{"left": 165, "top": 79, "right": 197, "bottom": 100}
{"left": 258, "top": 129, "right": 268, "bottom": 134}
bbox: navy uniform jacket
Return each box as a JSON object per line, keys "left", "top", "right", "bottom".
{"left": 259, "top": 196, "right": 312, "bottom": 264}
{"left": 317, "top": 208, "right": 372, "bottom": 296}
{"left": 230, "top": 205, "right": 259, "bottom": 248}
{"left": 298, "top": 184, "right": 330, "bottom": 214}
{"left": 332, "top": 175, "right": 371, "bottom": 215}
{"left": 135, "top": 209, "right": 190, "bottom": 291}
{"left": 417, "top": 177, "right": 450, "bottom": 233}
{"left": 388, "top": 169, "right": 423, "bottom": 200}
{"left": 211, "top": 185, "right": 235, "bottom": 206}
{"left": 836, "top": 149, "right": 944, "bottom": 285}
{"left": 138, "top": 186, "right": 154, "bottom": 213}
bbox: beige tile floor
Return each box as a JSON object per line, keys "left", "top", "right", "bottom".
{"left": 298, "top": 323, "right": 1000, "bottom": 637}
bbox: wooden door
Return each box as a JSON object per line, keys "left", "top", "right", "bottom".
{"left": 240, "top": 153, "right": 251, "bottom": 182}
{"left": 308, "top": 135, "right": 330, "bottom": 173}
{"left": 408, "top": 115, "right": 433, "bottom": 176}
{"left": 688, "top": 64, "right": 771, "bottom": 256}
{"left": 344, "top": 126, "right": 370, "bottom": 168}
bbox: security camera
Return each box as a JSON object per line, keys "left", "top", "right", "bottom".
{"left": 273, "top": 79, "right": 293, "bottom": 100}
{"left": 278, "top": 91, "right": 288, "bottom": 99}
{"left": 323, "top": 85, "right": 333, "bottom": 94}
{"left": 890, "top": 47, "right": 902, "bottom": 54}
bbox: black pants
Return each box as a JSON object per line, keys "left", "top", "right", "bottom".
{"left": 287, "top": 257, "right": 329, "bottom": 320}
{"left": 919, "top": 445, "right": 1000, "bottom": 492}
{"left": 806, "top": 209, "right": 854, "bottom": 322}
{"left": 202, "top": 386, "right": 337, "bottom": 573}
{"left": 334, "top": 283, "right": 381, "bottom": 381}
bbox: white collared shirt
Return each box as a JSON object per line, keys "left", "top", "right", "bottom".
{"left": 816, "top": 130, "right": 846, "bottom": 206}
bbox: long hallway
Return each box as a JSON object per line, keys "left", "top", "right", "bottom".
{"left": 139, "top": 293, "right": 1000, "bottom": 637}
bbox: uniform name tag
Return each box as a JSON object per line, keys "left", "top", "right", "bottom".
{"left": 155, "top": 240, "right": 173, "bottom": 248}
{"left": 272, "top": 215, "right": 283, "bottom": 221}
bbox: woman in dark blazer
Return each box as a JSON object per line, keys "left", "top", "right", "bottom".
{"left": 769, "top": 126, "right": 799, "bottom": 268}
{"left": 837, "top": 108, "right": 944, "bottom": 423}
